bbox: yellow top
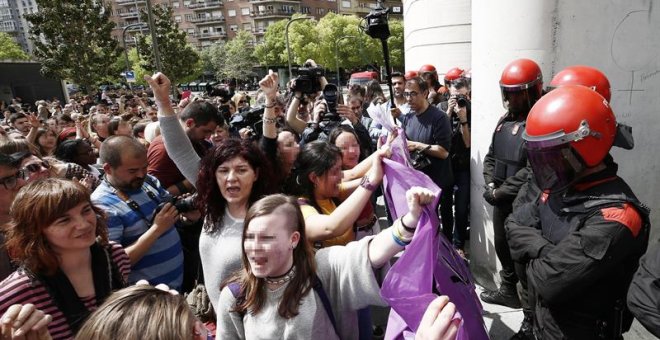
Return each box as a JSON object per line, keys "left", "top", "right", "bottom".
{"left": 299, "top": 198, "right": 355, "bottom": 248}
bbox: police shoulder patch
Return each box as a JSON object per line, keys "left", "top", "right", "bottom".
{"left": 601, "top": 203, "right": 642, "bottom": 237}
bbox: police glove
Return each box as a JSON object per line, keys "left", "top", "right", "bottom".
{"left": 483, "top": 186, "right": 498, "bottom": 206}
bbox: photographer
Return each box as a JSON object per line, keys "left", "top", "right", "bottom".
{"left": 285, "top": 59, "right": 327, "bottom": 134}
{"left": 440, "top": 77, "right": 471, "bottom": 257}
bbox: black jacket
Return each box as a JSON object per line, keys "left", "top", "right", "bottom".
{"left": 506, "top": 161, "right": 650, "bottom": 339}
{"left": 627, "top": 243, "right": 660, "bottom": 338}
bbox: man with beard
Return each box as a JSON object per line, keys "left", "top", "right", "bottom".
{"left": 92, "top": 135, "right": 183, "bottom": 290}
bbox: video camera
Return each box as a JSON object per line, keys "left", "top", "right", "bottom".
{"left": 292, "top": 64, "right": 325, "bottom": 94}
{"left": 364, "top": 0, "right": 391, "bottom": 40}
{"left": 321, "top": 84, "right": 341, "bottom": 122}
{"left": 229, "top": 106, "right": 265, "bottom": 139}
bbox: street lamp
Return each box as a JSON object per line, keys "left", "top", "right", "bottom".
{"left": 285, "top": 16, "right": 313, "bottom": 80}
{"left": 334, "top": 35, "right": 363, "bottom": 90}
{"left": 145, "top": 0, "right": 162, "bottom": 72}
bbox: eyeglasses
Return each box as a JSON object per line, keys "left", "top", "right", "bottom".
{"left": 22, "top": 160, "right": 50, "bottom": 174}
{"left": 403, "top": 91, "right": 420, "bottom": 98}
{"left": 0, "top": 169, "right": 27, "bottom": 190}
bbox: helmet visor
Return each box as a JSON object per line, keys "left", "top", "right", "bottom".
{"left": 525, "top": 142, "right": 584, "bottom": 193}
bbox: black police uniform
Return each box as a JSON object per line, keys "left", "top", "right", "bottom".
{"left": 483, "top": 113, "right": 530, "bottom": 291}
{"left": 507, "top": 160, "right": 650, "bottom": 339}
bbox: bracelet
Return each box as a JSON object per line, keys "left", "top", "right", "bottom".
{"left": 400, "top": 216, "right": 416, "bottom": 233}
{"left": 394, "top": 223, "right": 413, "bottom": 242}
{"left": 460, "top": 121, "right": 468, "bottom": 125}
{"left": 263, "top": 116, "right": 277, "bottom": 124}
{"left": 391, "top": 228, "right": 410, "bottom": 247}
{"left": 359, "top": 176, "right": 378, "bottom": 192}
{"left": 294, "top": 95, "right": 302, "bottom": 100}
{"left": 264, "top": 102, "right": 276, "bottom": 108}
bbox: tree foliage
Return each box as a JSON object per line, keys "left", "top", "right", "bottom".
{"left": 0, "top": 32, "right": 29, "bottom": 61}
{"left": 211, "top": 30, "right": 257, "bottom": 82}
{"left": 136, "top": 4, "right": 200, "bottom": 84}
{"left": 25, "top": 0, "right": 120, "bottom": 93}
{"left": 253, "top": 13, "right": 404, "bottom": 73}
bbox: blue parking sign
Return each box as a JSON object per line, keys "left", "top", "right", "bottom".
{"left": 125, "top": 71, "right": 136, "bottom": 83}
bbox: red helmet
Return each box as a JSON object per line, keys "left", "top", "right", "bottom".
{"left": 524, "top": 85, "right": 616, "bottom": 192}
{"left": 444, "top": 67, "right": 465, "bottom": 86}
{"left": 549, "top": 65, "right": 611, "bottom": 102}
{"left": 499, "top": 58, "right": 543, "bottom": 114}
{"left": 419, "top": 64, "right": 436, "bottom": 73}
{"left": 404, "top": 70, "right": 419, "bottom": 80}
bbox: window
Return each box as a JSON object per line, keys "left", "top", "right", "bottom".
{"left": 243, "top": 23, "right": 252, "bottom": 31}
{"left": 241, "top": 7, "right": 250, "bottom": 15}
{"left": 172, "top": 2, "right": 180, "bottom": 8}
{"left": 300, "top": 6, "right": 310, "bottom": 14}
{"left": 316, "top": 8, "right": 324, "bottom": 15}
{"left": 183, "top": 0, "right": 191, "bottom": 7}
{"left": 229, "top": 24, "right": 238, "bottom": 32}
{"left": 328, "top": 9, "right": 337, "bottom": 13}
{"left": 174, "top": 15, "right": 182, "bottom": 23}
{"left": 228, "top": 9, "right": 236, "bottom": 17}
{"left": 341, "top": 1, "right": 350, "bottom": 8}
{"left": 185, "top": 13, "right": 193, "bottom": 21}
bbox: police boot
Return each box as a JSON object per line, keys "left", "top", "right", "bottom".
{"left": 510, "top": 311, "right": 535, "bottom": 340}
{"left": 479, "top": 283, "right": 521, "bottom": 309}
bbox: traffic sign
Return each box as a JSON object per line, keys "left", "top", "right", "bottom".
{"left": 125, "top": 71, "right": 136, "bottom": 83}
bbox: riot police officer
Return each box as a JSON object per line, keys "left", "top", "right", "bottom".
{"left": 507, "top": 85, "right": 649, "bottom": 339}
{"left": 481, "top": 58, "right": 543, "bottom": 309}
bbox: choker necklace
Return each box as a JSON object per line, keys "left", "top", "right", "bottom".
{"left": 265, "top": 266, "right": 296, "bottom": 285}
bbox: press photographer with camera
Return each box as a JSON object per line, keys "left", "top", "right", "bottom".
{"left": 440, "top": 74, "right": 471, "bottom": 257}
{"left": 285, "top": 59, "right": 327, "bottom": 134}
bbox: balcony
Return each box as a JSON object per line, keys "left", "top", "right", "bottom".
{"left": 249, "top": 0, "right": 300, "bottom": 3}
{"left": 188, "top": 15, "right": 225, "bottom": 24}
{"left": 252, "top": 28, "right": 265, "bottom": 35}
{"left": 250, "top": 9, "right": 296, "bottom": 19}
{"left": 116, "top": 0, "right": 145, "bottom": 4}
{"left": 188, "top": 1, "right": 223, "bottom": 10}
{"left": 197, "top": 31, "right": 227, "bottom": 39}
{"left": 119, "top": 11, "right": 140, "bottom": 18}
{"left": 0, "top": 23, "right": 17, "bottom": 33}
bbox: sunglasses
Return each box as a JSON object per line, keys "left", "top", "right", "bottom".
{"left": 23, "top": 160, "right": 50, "bottom": 174}
{"left": 0, "top": 169, "right": 28, "bottom": 190}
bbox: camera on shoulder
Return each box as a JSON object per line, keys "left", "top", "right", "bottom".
{"left": 292, "top": 64, "right": 325, "bottom": 94}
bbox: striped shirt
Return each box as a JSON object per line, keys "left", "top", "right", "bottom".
{"left": 0, "top": 242, "right": 130, "bottom": 340}
{"left": 91, "top": 175, "right": 183, "bottom": 290}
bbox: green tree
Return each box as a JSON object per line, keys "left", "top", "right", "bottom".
{"left": 253, "top": 19, "right": 288, "bottom": 67}
{"left": 136, "top": 4, "right": 200, "bottom": 85}
{"left": 383, "top": 19, "right": 404, "bottom": 71}
{"left": 215, "top": 30, "right": 257, "bottom": 82}
{"left": 25, "top": 0, "right": 120, "bottom": 93}
{"left": 0, "top": 32, "right": 29, "bottom": 60}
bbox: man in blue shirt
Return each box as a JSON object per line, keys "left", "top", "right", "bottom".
{"left": 92, "top": 135, "right": 183, "bottom": 290}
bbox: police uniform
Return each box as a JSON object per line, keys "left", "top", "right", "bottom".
{"left": 507, "top": 160, "right": 649, "bottom": 339}
{"left": 483, "top": 113, "right": 530, "bottom": 290}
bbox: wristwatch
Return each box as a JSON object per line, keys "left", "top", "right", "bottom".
{"left": 360, "top": 176, "right": 378, "bottom": 192}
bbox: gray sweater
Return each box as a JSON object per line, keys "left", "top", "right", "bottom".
{"left": 158, "top": 114, "right": 201, "bottom": 186}
{"left": 200, "top": 212, "right": 245, "bottom": 313}
{"left": 217, "top": 237, "right": 385, "bottom": 340}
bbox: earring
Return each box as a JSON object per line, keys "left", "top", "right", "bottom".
{"left": 291, "top": 244, "right": 296, "bottom": 250}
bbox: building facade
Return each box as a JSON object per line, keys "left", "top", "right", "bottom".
{"left": 0, "top": 0, "right": 38, "bottom": 54}
{"left": 109, "top": 0, "right": 400, "bottom": 49}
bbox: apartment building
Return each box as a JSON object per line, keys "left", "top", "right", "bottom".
{"left": 0, "top": 0, "right": 38, "bottom": 54}
{"left": 109, "top": 0, "right": 399, "bottom": 49}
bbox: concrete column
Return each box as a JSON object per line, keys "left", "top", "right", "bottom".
{"left": 402, "top": 0, "right": 471, "bottom": 76}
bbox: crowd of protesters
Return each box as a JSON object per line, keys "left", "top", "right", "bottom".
{"left": 0, "top": 55, "right": 656, "bottom": 340}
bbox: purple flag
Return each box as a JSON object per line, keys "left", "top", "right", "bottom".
{"left": 380, "top": 158, "right": 489, "bottom": 340}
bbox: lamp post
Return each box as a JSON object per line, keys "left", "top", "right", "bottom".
{"left": 285, "top": 16, "right": 312, "bottom": 80}
{"left": 145, "top": 0, "right": 162, "bottom": 72}
{"left": 334, "top": 35, "right": 363, "bottom": 90}
{"left": 122, "top": 22, "right": 149, "bottom": 89}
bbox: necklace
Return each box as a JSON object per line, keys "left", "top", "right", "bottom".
{"left": 265, "top": 266, "right": 296, "bottom": 285}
